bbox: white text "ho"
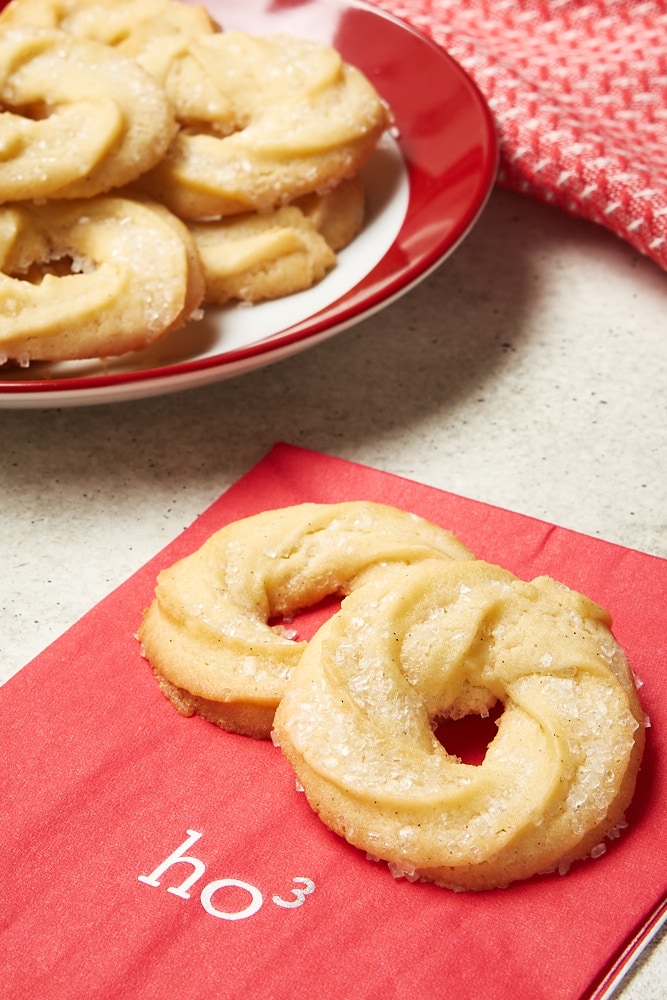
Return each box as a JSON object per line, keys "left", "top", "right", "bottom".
{"left": 138, "top": 829, "right": 315, "bottom": 921}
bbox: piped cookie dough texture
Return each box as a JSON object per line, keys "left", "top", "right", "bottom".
{"left": 137, "top": 30, "right": 391, "bottom": 219}
{"left": 274, "top": 559, "right": 646, "bottom": 891}
{"left": 0, "top": 25, "right": 177, "bottom": 201}
{"left": 0, "top": 195, "right": 204, "bottom": 362}
{"left": 138, "top": 502, "right": 474, "bottom": 739}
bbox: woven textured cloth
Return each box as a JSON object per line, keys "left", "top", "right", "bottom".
{"left": 378, "top": 0, "right": 667, "bottom": 271}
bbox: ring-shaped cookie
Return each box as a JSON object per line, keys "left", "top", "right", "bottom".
{"left": 0, "top": 27, "right": 176, "bottom": 202}
{"left": 138, "top": 502, "right": 474, "bottom": 739}
{"left": 1, "top": 0, "right": 222, "bottom": 127}
{"left": 0, "top": 194, "right": 204, "bottom": 363}
{"left": 139, "top": 31, "right": 391, "bottom": 219}
{"left": 188, "top": 175, "right": 365, "bottom": 304}
{"left": 273, "top": 559, "right": 645, "bottom": 891}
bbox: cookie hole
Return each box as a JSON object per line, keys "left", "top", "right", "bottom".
{"left": 5, "top": 99, "right": 52, "bottom": 120}
{"left": 434, "top": 702, "right": 504, "bottom": 765}
{"left": 269, "top": 593, "right": 342, "bottom": 642}
{"left": 182, "top": 117, "right": 246, "bottom": 139}
{"left": 11, "top": 255, "right": 95, "bottom": 283}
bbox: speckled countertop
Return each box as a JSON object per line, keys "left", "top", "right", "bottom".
{"left": 2, "top": 187, "right": 666, "bottom": 997}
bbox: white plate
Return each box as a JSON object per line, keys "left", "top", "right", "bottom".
{"left": 0, "top": 0, "right": 498, "bottom": 407}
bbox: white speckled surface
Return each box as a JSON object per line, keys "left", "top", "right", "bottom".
{"left": 2, "top": 188, "right": 666, "bottom": 996}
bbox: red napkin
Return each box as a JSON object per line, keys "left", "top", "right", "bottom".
{"left": 1, "top": 443, "right": 666, "bottom": 1000}
{"left": 378, "top": 0, "right": 667, "bottom": 271}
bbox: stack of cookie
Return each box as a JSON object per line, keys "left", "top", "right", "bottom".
{"left": 0, "top": 0, "right": 391, "bottom": 364}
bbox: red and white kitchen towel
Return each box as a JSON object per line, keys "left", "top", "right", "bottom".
{"left": 2, "top": 444, "right": 666, "bottom": 1000}
{"left": 378, "top": 0, "right": 667, "bottom": 271}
